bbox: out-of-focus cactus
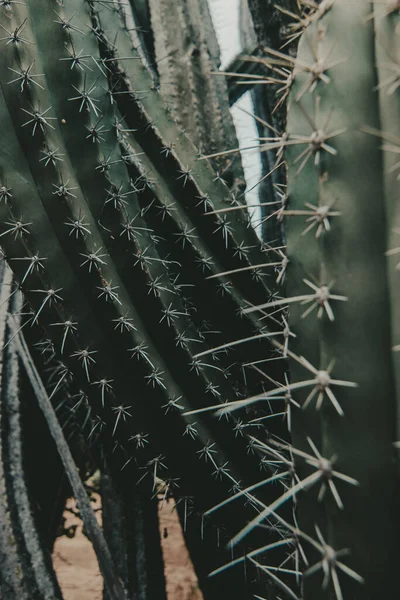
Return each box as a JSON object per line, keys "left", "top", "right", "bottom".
{"left": 147, "top": 0, "right": 246, "bottom": 194}
{"left": 285, "top": 1, "right": 400, "bottom": 596}
{"left": 234, "top": 1, "right": 400, "bottom": 599}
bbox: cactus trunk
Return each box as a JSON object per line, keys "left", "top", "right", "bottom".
{"left": 283, "top": 1, "right": 400, "bottom": 597}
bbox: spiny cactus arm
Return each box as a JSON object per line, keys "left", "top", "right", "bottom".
{"left": 92, "top": 3, "right": 290, "bottom": 393}
{"left": 28, "top": 0, "right": 276, "bottom": 363}
{"left": 0, "top": 1, "right": 208, "bottom": 407}
{"left": 0, "top": 2, "right": 296, "bottom": 596}
{"left": 0, "top": 265, "right": 63, "bottom": 600}
{"left": 90, "top": 2, "right": 273, "bottom": 283}
{"left": 31, "top": 0, "right": 286, "bottom": 424}
{"left": 12, "top": 319, "right": 129, "bottom": 600}
{"left": 284, "top": 1, "right": 400, "bottom": 598}
{"left": 0, "top": 3, "right": 241, "bottom": 491}
{"left": 146, "top": 0, "right": 246, "bottom": 193}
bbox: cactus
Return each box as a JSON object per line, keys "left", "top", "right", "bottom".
{"left": 0, "top": 262, "right": 64, "bottom": 599}
{"left": 5, "top": 2, "right": 399, "bottom": 599}
{"left": 100, "top": 458, "right": 167, "bottom": 600}
{"left": 147, "top": 0, "right": 246, "bottom": 194}
{"left": 285, "top": 2, "right": 400, "bottom": 596}
{"left": 238, "top": 1, "right": 324, "bottom": 243}
{"left": 5, "top": 264, "right": 166, "bottom": 600}
{"left": 0, "top": 0, "right": 289, "bottom": 596}
{"left": 0, "top": 259, "right": 114, "bottom": 599}
{"left": 229, "top": 1, "right": 400, "bottom": 599}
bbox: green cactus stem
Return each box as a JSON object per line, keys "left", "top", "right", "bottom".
{"left": 283, "top": 1, "right": 400, "bottom": 598}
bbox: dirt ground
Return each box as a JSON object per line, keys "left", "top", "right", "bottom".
{"left": 53, "top": 496, "right": 203, "bottom": 600}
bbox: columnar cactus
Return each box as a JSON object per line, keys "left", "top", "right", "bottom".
{"left": 286, "top": 2, "right": 400, "bottom": 596}
{"left": 230, "top": 1, "right": 400, "bottom": 599}
{"left": 147, "top": 0, "right": 246, "bottom": 193}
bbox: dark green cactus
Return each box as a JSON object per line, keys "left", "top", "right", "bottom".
{"left": 0, "top": 264, "right": 64, "bottom": 599}
{"left": 0, "top": 1, "right": 289, "bottom": 596}
{"left": 0, "top": 262, "right": 98, "bottom": 599}
{"left": 0, "top": 256, "right": 118, "bottom": 600}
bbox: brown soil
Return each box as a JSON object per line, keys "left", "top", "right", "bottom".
{"left": 160, "top": 499, "right": 203, "bottom": 600}
{"left": 53, "top": 496, "right": 203, "bottom": 600}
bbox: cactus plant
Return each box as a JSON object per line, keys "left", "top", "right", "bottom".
{"left": 147, "top": 0, "right": 246, "bottom": 194}
{"left": 5, "top": 2, "right": 399, "bottom": 599}
{"left": 0, "top": 0, "right": 290, "bottom": 596}
{"left": 0, "top": 262, "right": 64, "bottom": 599}
{"left": 4, "top": 263, "right": 166, "bottom": 600}
{"left": 225, "top": 1, "right": 400, "bottom": 599}
{"left": 285, "top": 2, "right": 400, "bottom": 596}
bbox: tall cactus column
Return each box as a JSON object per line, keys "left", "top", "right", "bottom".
{"left": 146, "top": 0, "right": 246, "bottom": 194}
{"left": 284, "top": 1, "right": 400, "bottom": 598}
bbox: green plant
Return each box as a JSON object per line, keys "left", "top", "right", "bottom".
{"left": 0, "top": 264, "right": 63, "bottom": 599}
{"left": 146, "top": 0, "right": 246, "bottom": 193}
{"left": 286, "top": 1, "right": 400, "bottom": 596}
{"left": 0, "top": 1, "right": 289, "bottom": 596}
{"left": 225, "top": 1, "right": 400, "bottom": 599}
{"left": 3, "top": 1, "right": 398, "bottom": 599}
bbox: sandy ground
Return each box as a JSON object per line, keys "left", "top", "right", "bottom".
{"left": 160, "top": 499, "right": 203, "bottom": 600}
{"left": 53, "top": 496, "right": 202, "bottom": 600}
